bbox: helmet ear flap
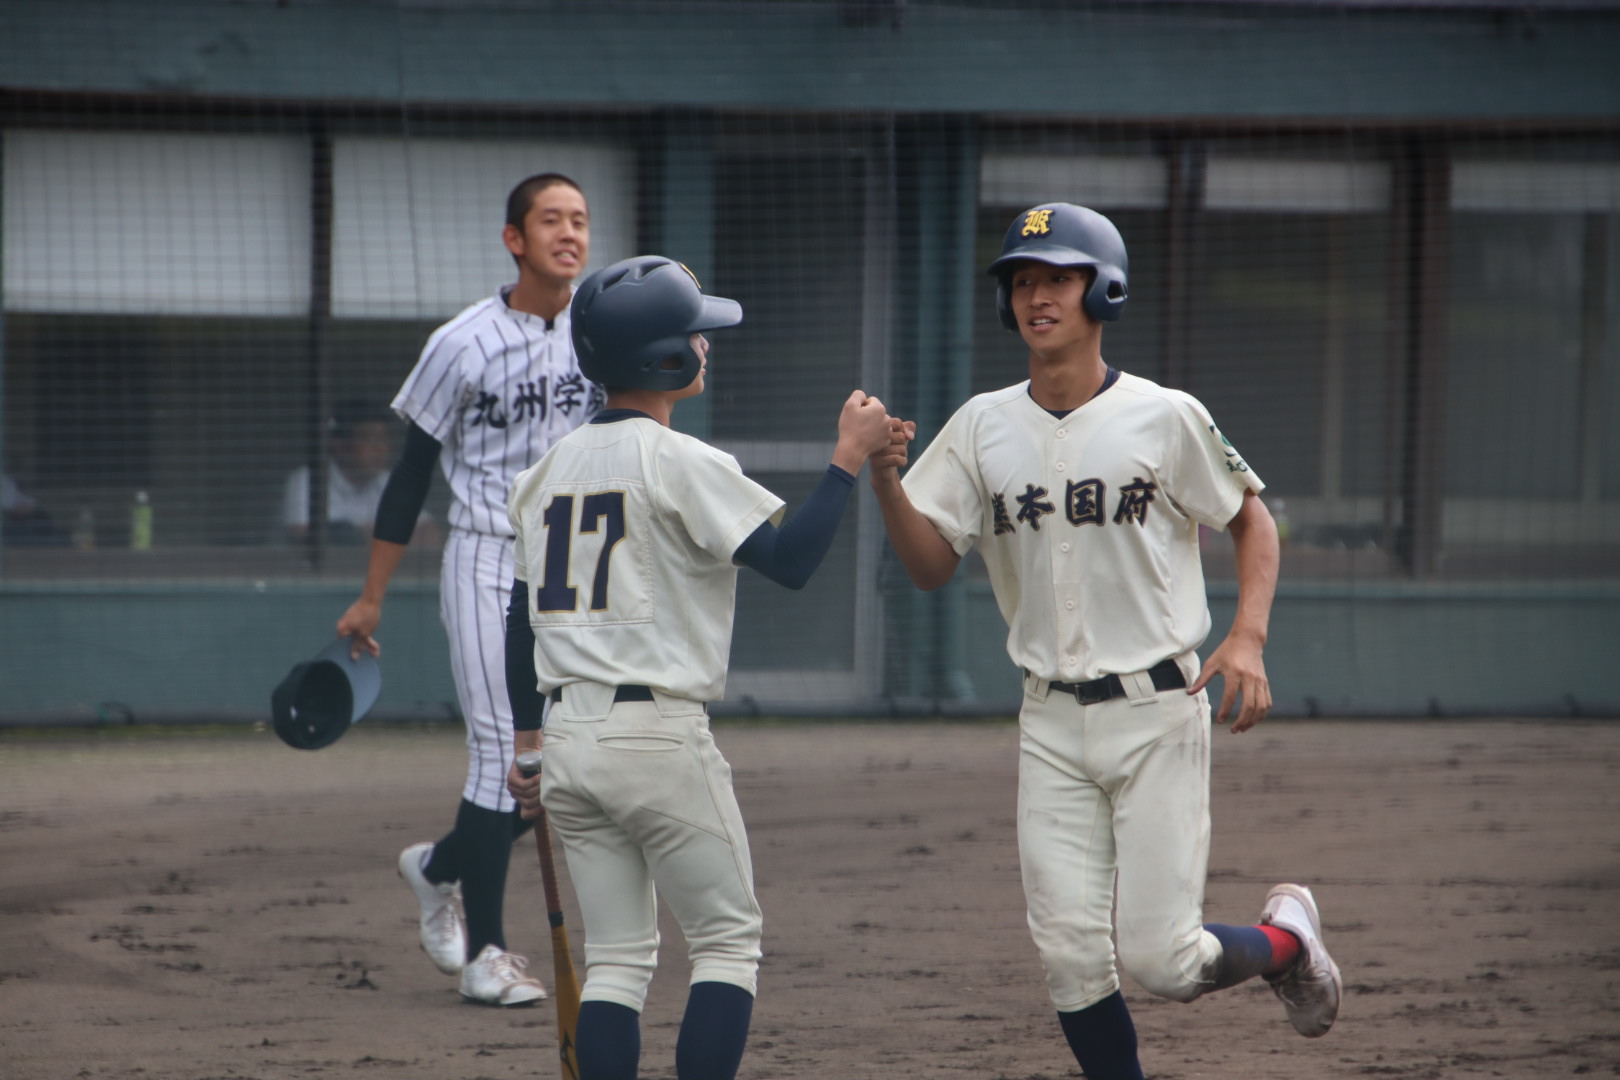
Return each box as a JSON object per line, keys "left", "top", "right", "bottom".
{"left": 640, "top": 340, "right": 701, "bottom": 386}
{"left": 996, "top": 276, "right": 1017, "bottom": 332}
{"left": 1083, "top": 270, "right": 1128, "bottom": 323}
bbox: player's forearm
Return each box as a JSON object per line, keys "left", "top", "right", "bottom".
{"left": 358, "top": 538, "right": 409, "bottom": 605}
{"left": 734, "top": 466, "right": 855, "bottom": 590}
{"left": 1226, "top": 495, "right": 1280, "bottom": 645}
{"left": 373, "top": 423, "right": 441, "bottom": 544}
{"left": 831, "top": 435, "right": 872, "bottom": 476}
{"left": 505, "top": 578, "right": 546, "bottom": 732}
{"left": 870, "top": 474, "right": 960, "bottom": 590}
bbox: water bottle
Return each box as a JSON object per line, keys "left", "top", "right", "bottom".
{"left": 72, "top": 506, "right": 97, "bottom": 550}
{"left": 131, "top": 491, "right": 153, "bottom": 551}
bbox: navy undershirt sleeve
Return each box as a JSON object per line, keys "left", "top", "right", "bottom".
{"left": 373, "top": 422, "right": 441, "bottom": 545}
{"left": 505, "top": 578, "right": 545, "bottom": 732}
{"left": 733, "top": 464, "right": 856, "bottom": 590}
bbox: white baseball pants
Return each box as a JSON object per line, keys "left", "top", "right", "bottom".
{"left": 440, "top": 529, "right": 519, "bottom": 812}
{"left": 539, "top": 684, "right": 763, "bottom": 1012}
{"left": 1017, "top": 652, "right": 1224, "bottom": 1012}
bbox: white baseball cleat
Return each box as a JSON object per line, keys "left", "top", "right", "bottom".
{"left": 1260, "top": 883, "right": 1342, "bottom": 1038}
{"left": 459, "top": 945, "right": 547, "bottom": 1007}
{"left": 398, "top": 842, "right": 467, "bottom": 975}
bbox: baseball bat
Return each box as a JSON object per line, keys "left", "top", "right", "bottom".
{"left": 516, "top": 750, "right": 582, "bottom": 1080}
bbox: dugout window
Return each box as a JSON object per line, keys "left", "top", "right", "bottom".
{"left": 1441, "top": 159, "right": 1620, "bottom": 575}
{"left": 329, "top": 136, "right": 636, "bottom": 320}
{"left": 1188, "top": 153, "right": 1397, "bottom": 574}
{"left": 699, "top": 132, "right": 883, "bottom": 698}
{"left": 0, "top": 128, "right": 639, "bottom": 576}
{"left": 708, "top": 151, "right": 866, "bottom": 441}
{"left": 1, "top": 130, "right": 315, "bottom": 569}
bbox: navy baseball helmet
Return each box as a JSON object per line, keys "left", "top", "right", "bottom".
{"left": 271, "top": 637, "right": 381, "bottom": 750}
{"left": 986, "top": 203, "right": 1129, "bottom": 329}
{"left": 570, "top": 256, "right": 742, "bottom": 391}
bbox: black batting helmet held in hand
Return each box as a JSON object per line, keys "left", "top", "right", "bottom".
{"left": 570, "top": 255, "right": 743, "bottom": 391}
{"left": 271, "top": 637, "right": 381, "bottom": 750}
{"left": 986, "top": 203, "right": 1129, "bottom": 329}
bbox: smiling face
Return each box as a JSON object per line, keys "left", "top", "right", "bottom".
{"left": 1007, "top": 260, "right": 1098, "bottom": 354}
{"left": 503, "top": 181, "right": 590, "bottom": 287}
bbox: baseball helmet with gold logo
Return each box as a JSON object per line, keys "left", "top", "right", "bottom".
{"left": 986, "top": 202, "right": 1129, "bottom": 328}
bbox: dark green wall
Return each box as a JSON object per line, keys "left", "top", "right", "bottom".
{"left": 4, "top": 1, "right": 1618, "bottom": 120}
{"left": 955, "top": 582, "right": 1620, "bottom": 717}
{"left": 0, "top": 582, "right": 457, "bottom": 723}
{"left": 3, "top": 584, "right": 1615, "bottom": 721}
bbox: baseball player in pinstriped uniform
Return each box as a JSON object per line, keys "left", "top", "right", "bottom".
{"left": 869, "top": 203, "right": 1342, "bottom": 1078}
{"left": 337, "top": 173, "right": 604, "bottom": 1006}
{"left": 503, "top": 255, "right": 892, "bottom": 1080}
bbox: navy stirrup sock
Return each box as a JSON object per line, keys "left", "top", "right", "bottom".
{"left": 675, "top": 982, "right": 755, "bottom": 1080}
{"left": 1205, "top": 922, "right": 1275, "bottom": 990}
{"left": 577, "top": 1000, "right": 641, "bottom": 1080}
{"left": 1058, "top": 991, "right": 1144, "bottom": 1080}
{"left": 425, "top": 799, "right": 519, "bottom": 957}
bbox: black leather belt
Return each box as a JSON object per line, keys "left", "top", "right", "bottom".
{"left": 549, "top": 684, "right": 655, "bottom": 705}
{"left": 1046, "top": 658, "right": 1186, "bottom": 706}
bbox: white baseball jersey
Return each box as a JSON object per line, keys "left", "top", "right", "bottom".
{"left": 902, "top": 371, "right": 1264, "bottom": 684}
{"left": 392, "top": 286, "right": 604, "bottom": 535}
{"left": 508, "top": 414, "right": 784, "bottom": 703}
{"left": 280, "top": 461, "right": 388, "bottom": 531}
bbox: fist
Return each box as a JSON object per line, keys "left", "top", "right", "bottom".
{"left": 838, "top": 390, "right": 892, "bottom": 458}
{"left": 870, "top": 416, "right": 915, "bottom": 474}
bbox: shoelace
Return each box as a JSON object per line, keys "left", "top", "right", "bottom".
{"left": 490, "top": 952, "right": 529, "bottom": 980}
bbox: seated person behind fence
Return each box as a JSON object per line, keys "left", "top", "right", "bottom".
{"left": 281, "top": 400, "right": 439, "bottom": 546}
{"left": 3, "top": 473, "right": 69, "bottom": 546}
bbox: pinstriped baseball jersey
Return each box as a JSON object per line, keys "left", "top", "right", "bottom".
{"left": 901, "top": 371, "right": 1264, "bottom": 684}
{"left": 508, "top": 415, "right": 784, "bottom": 703}
{"left": 393, "top": 285, "right": 605, "bottom": 536}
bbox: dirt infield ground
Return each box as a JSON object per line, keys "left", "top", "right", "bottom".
{"left": 1, "top": 717, "right": 1617, "bottom": 1080}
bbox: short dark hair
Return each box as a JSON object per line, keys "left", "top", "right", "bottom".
{"left": 328, "top": 398, "right": 392, "bottom": 440}
{"left": 505, "top": 173, "right": 584, "bottom": 231}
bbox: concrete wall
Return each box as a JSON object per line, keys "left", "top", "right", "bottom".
{"left": 3, "top": 583, "right": 1615, "bottom": 722}
{"left": 952, "top": 581, "right": 1620, "bottom": 717}
{"left": 0, "top": 582, "right": 457, "bottom": 724}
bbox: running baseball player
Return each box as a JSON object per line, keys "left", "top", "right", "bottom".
{"left": 336, "top": 173, "right": 603, "bottom": 1006}
{"left": 502, "top": 255, "right": 891, "bottom": 1080}
{"left": 868, "top": 203, "right": 1342, "bottom": 1078}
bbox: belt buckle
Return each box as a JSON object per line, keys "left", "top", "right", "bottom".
{"left": 1069, "top": 680, "right": 1108, "bottom": 707}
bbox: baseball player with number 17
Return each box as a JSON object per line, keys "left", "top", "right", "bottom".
{"left": 869, "top": 203, "right": 1342, "bottom": 1078}
{"left": 504, "top": 255, "right": 892, "bottom": 1080}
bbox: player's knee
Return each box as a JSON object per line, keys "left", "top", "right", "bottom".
{"left": 582, "top": 938, "right": 659, "bottom": 1010}
{"left": 686, "top": 911, "right": 762, "bottom": 995}
{"left": 1116, "top": 942, "right": 1206, "bottom": 1004}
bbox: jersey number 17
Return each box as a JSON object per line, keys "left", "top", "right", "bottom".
{"left": 535, "top": 492, "right": 627, "bottom": 613}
